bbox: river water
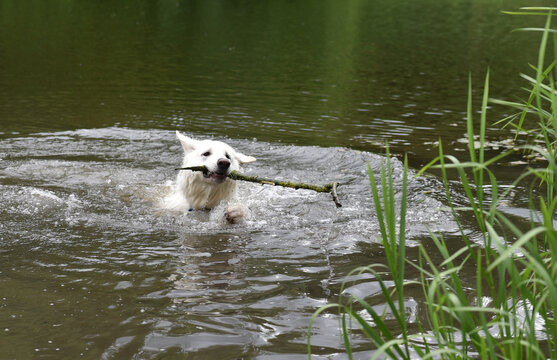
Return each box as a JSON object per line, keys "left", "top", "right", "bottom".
{"left": 0, "top": 0, "right": 549, "bottom": 359}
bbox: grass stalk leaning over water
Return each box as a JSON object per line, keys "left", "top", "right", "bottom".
{"left": 309, "top": 8, "right": 557, "bottom": 359}
{"left": 307, "top": 149, "right": 423, "bottom": 360}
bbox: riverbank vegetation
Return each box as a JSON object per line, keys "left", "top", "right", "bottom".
{"left": 309, "top": 7, "right": 557, "bottom": 359}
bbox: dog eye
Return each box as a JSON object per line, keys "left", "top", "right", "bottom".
{"left": 225, "top": 153, "right": 230, "bottom": 159}
{"left": 202, "top": 151, "right": 211, "bottom": 157}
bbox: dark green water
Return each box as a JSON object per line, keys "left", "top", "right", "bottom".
{"left": 0, "top": 0, "right": 546, "bottom": 159}
{"left": 0, "top": 1, "right": 548, "bottom": 359}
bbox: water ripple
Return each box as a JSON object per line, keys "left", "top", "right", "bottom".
{"left": 0, "top": 128, "right": 457, "bottom": 358}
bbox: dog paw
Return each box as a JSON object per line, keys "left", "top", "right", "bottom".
{"left": 225, "top": 204, "right": 247, "bottom": 224}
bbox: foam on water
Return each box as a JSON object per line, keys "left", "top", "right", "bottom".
{"left": 1, "top": 128, "right": 454, "bottom": 243}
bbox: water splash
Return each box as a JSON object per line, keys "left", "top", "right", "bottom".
{"left": 0, "top": 127, "right": 456, "bottom": 358}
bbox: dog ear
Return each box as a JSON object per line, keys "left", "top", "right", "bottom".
{"left": 176, "top": 131, "right": 197, "bottom": 154}
{"left": 235, "top": 152, "right": 256, "bottom": 164}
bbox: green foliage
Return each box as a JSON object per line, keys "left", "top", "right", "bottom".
{"left": 309, "top": 7, "right": 557, "bottom": 359}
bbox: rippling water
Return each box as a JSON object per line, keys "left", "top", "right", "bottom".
{"left": 0, "top": 128, "right": 458, "bottom": 358}
{"left": 0, "top": 0, "right": 547, "bottom": 160}
{"left": 0, "top": 0, "right": 550, "bottom": 358}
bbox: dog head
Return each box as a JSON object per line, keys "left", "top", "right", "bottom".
{"left": 176, "top": 131, "right": 256, "bottom": 184}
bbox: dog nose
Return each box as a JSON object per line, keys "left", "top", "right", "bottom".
{"left": 217, "top": 158, "right": 231, "bottom": 170}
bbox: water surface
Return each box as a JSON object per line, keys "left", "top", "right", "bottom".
{"left": 0, "top": 0, "right": 547, "bottom": 160}
{"left": 1, "top": 128, "right": 457, "bottom": 358}
{"left": 0, "top": 0, "right": 549, "bottom": 358}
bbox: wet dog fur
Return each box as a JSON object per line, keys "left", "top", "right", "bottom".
{"left": 165, "top": 131, "right": 256, "bottom": 223}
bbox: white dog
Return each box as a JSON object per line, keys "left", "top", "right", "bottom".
{"left": 166, "top": 131, "right": 256, "bottom": 223}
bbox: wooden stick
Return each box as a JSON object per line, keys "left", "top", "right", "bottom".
{"left": 175, "top": 166, "right": 342, "bottom": 207}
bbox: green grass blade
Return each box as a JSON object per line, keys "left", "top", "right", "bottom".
{"left": 467, "top": 74, "right": 477, "bottom": 164}
{"left": 307, "top": 303, "right": 341, "bottom": 359}
{"left": 487, "top": 227, "right": 547, "bottom": 271}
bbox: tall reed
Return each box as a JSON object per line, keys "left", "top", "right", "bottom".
{"left": 308, "top": 7, "right": 557, "bottom": 359}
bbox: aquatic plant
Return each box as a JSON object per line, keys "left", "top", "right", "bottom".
{"left": 308, "top": 7, "right": 557, "bottom": 359}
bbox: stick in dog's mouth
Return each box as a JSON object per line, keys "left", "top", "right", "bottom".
{"left": 204, "top": 170, "right": 228, "bottom": 183}
{"left": 175, "top": 165, "right": 342, "bottom": 207}
{"left": 174, "top": 166, "right": 229, "bottom": 183}
{"left": 175, "top": 166, "right": 210, "bottom": 173}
